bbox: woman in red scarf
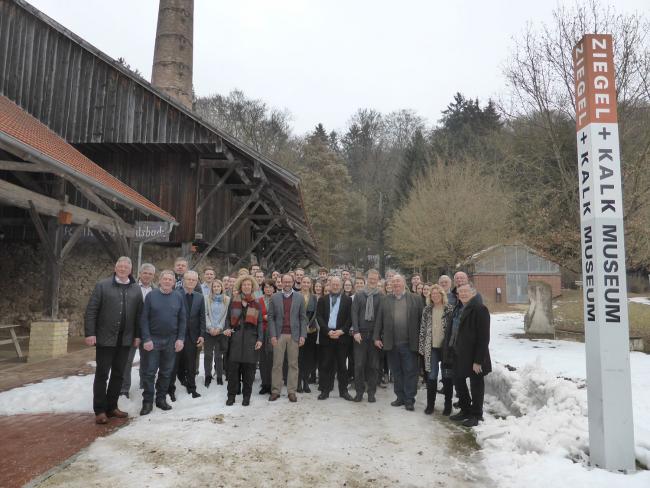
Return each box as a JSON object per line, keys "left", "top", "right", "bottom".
{"left": 224, "top": 275, "right": 263, "bottom": 406}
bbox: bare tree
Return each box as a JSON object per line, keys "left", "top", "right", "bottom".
{"left": 388, "top": 160, "right": 514, "bottom": 270}
{"left": 500, "top": 0, "right": 650, "bottom": 271}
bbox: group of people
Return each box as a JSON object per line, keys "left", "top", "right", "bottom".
{"left": 84, "top": 256, "right": 491, "bottom": 428}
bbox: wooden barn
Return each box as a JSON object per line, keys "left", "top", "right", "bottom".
{"left": 0, "top": 0, "right": 319, "bottom": 272}
{"left": 460, "top": 244, "right": 562, "bottom": 304}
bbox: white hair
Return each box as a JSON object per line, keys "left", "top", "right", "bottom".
{"left": 184, "top": 270, "right": 199, "bottom": 280}
{"left": 139, "top": 262, "right": 155, "bottom": 273}
{"left": 391, "top": 274, "right": 406, "bottom": 284}
{"left": 116, "top": 256, "right": 132, "bottom": 266}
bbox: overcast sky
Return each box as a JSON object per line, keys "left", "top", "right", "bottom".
{"left": 27, "top": 0, "right": 650, "bottom": 135}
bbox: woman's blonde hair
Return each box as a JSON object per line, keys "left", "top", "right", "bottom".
{"left": 427, "top": 284, "right": 448, "bottom": 306}
{"left": 209, "top": 279, "right": 225, "bottom": 301}
{"left": 233, "top": 275, "right": 259, "bottom": 294}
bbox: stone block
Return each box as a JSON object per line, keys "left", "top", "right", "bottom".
{"left": 28, "top": 320, "right": 69, "bottom": 362}
{"left": 524, "top": 281, "right": 554, "bottom": 335}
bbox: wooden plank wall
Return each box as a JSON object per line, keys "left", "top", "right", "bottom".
{"left": 0, "top": 1, "right": 219, "bottom": 145}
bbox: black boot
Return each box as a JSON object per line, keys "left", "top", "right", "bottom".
{"left": 140, "top": 402, "right": 153, "bottom": 416}
{"left": 226, "top": 395, "right": 235, "bottom": 406}
{"left": 424, "top": 380, "right": 436, "bottom": 415}
{"left": 442, "top": 377, "right": 453, "bottom": 416}
{"left": 205, "top": 376, "right": 212, "bottom": 388}
{"left": 303, "top": 379, "right": 311, "bottom": 393}
{"left": 156, "top": 399, "right": 172, "bottom": 411}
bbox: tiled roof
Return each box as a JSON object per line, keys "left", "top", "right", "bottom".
{"left": 0, "top": 95, "right": 175, "bottom": 222}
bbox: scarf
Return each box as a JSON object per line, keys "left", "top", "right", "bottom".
{"left": 230, "top": 293, "right": 261, "bottom": 327}
{"left": 363, "top": 287, "right": 380, "bottom": 322}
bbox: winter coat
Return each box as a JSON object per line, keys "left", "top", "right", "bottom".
{"left": 84, "top": 274, "right": 143, "bottom": 347}
{"left": 267, "top": 291, "right": 308, "bottom": 341}
{"left": 373, "top": 293, "right": 423, "bottom": 353}
{"left": 419, "top": 303, "right": 454, "bottom": 372}
{"left": 304, "top": 294, "right": 319, "bottom": 333}
{"left": 178, "top": 289, "right": 207, "bottom": 344}
{"left": 205, "top": 294, "right": 230, "bottom": 331}
{"left": 351, "top": 290, "right": 383, "bottom": 336}
{"left": 316, "top": 294, "right": 352, "bottom": 346}
{"left": 225, "top": 299, "right": 263, "bottom": 364}
{"left": 453, "top": 296, "right": 492, "bottom": 378}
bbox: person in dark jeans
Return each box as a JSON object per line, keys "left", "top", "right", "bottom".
{"left": 449, "top": 283, "right": 492, "bottom": 427}
{"left": 351, "top": 269, "right": 383, "bottom": 403}
{"left": 374, "top": 274, "right": 424, "bottom": 411}
{"left": 139, "top": 270, "right": 187, "bottom": 415}
{"left": 84, "top": 256, "right": 143, "bottom": 424}
{"left": 169, "top": 270, "right": 205, "bottom": 399}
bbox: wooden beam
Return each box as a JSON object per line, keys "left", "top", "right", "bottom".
{"left": 224, "top": 184, "right": 257, "bottom": 191}
{"left": 199, "top": 159, "right": 243, "bottom": 169}
{"left": 196, "top": 166, "right": 236, "bottom": 214}
{"left": 0, "top": 179, "right": 135, "bottom": 236}
{"left": 234, "top": 166, "right": 252, "bottom": 186}
{"left": 263, "top": 234, "right": 290, "bottom": 263}
{"left": 229, "top": 201, "right": 262, "bottom": 238}
{"left": 27, "top": 200, "right": 56, "bottom": 263}
{"left": 247, "top": 214, "right": 276, "bottom": 220}
{"left": 68, "top": 176, "right": 126, "bottom": 225}
{"left": 231, "top": 219, "right": 279, "bottom": 269}
{"left": 192, "top": 183, "right": 265, "bottom": 269}
{"left": 0, "top": 160, "right": 50, "bottom": 172}
{"left": 90, "top": 228, "right": 119, "bottom": 262}
{"left": 274, "top": 242, "right": 297, "bottom": 269}
{"left": 60, "top": 219, "right": 90, "bottom": 259}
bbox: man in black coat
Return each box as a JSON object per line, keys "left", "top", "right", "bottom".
{"left": 373, "top": 274, "right": 424, "bottom": 411}
{"left": 448, "top": 283, "right": 492, "bottom": 427}
{"left": 351, "top": 269, "right": 382, "bottom": 403}
{"left": 84, "top": 256, "right": 143, "bottom": 424}
{"left": 316, "top": 276, "right": 353, "bottom": 401}
{"left": 169, "top": 270, "right": 206, "bottom": 399}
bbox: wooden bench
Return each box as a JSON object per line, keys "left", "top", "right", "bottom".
{"left": 0, "top": 324, "right": 28, "bottom": 358}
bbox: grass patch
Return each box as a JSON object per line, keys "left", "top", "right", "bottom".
{"left": 554, "top": 289, "right": 650, "bottom": 353}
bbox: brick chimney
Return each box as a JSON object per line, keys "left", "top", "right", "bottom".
{"left": 151, "top": 0, "right": 194, "bottom": 109}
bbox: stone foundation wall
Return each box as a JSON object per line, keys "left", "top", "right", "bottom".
{"left": 0, "top": 241, "right": 229, "bottom": 337}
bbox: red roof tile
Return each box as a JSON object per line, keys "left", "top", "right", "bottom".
{"left": 0, "top": 95, "right": 175, "bottom": 222}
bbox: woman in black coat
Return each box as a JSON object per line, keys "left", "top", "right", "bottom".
{"left": 224, "top": 275, "right": 263, "bottom": 406}
{"left": 449, "top": 284, "right": 491, "bottom": 427}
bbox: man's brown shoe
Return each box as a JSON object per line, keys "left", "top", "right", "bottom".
{"left": 95, "top": 413, "right": 108, "bottom": 424}
{"left": 269, "top": 393, "right": 280, "bottom": 401}
{"left": 107, "top": 408, "right": 128, "bottom": 419}
{"left": 288, "top": 393, "right": 297, "bottom": 403}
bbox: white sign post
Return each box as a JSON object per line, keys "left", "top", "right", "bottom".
{"left": 573, "top": 34, "right": 635, "bottom": 472}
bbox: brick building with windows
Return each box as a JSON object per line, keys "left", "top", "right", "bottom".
{"left": 460, "top": 244, "right": 562, "bottom": 304}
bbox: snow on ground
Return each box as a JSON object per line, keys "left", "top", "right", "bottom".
{"left": 629, "top": 297, "right": 650, "bottom": 306}
{"left": 1, "top": 314, "right": 649, "bottom": 487}
{"left": 481, "top": 312, "right": 650, "bottom": 488}
{"left": 0, "top": 358, "right": 487, "bottom": 487}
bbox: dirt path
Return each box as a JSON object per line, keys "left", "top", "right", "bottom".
{"left": 37, "top": 381, "right": 489, "bottom": 487}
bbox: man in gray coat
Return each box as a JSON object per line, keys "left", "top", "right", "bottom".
{"left": 268, "top": 274, "right": 307, "bottom": 402}
{"left": 85, "top": 256, "right": 143, "bottom": 424}
{"left": 373, "top": 274, "right": 424, "bottom": 411}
